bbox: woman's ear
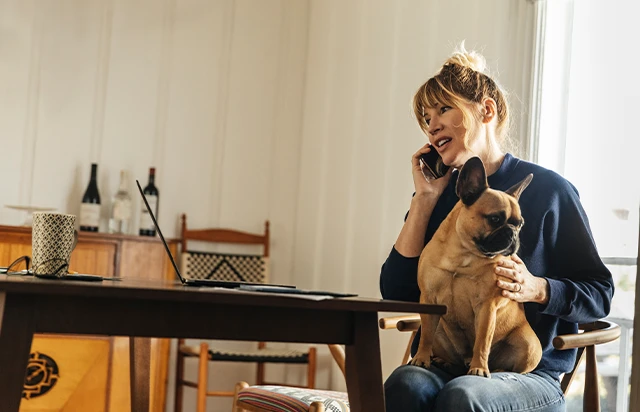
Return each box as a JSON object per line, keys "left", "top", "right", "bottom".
{"left": 481, "top": 98, "right": 497, "bottom": 124}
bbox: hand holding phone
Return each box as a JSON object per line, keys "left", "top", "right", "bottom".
{"left": 419, "top": 148, "right": 450, "bottom": 182}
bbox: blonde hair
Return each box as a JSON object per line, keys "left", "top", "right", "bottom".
{"left": 413, "top": 44, "right": 510, "bottom": 145}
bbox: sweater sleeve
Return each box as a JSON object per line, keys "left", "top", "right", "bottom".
{"left": 379, "top": 246, "right": 421, "bottom": 302}
{"left": 537, "top": 177, "right": 614, "bottom": 323}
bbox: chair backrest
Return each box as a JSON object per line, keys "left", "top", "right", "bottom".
{"left": 180, "top": 214, "right": 270, "bottom": 283}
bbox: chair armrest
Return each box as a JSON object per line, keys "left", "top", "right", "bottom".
{"left": 379, "top": 315, "right": 421, "bottom": 332}
{"left": 553, "top": 320, "right": 621, "bottom": 350}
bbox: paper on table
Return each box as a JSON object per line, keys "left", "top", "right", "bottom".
{"left": 197, "top": 286, "right": 334, "bottom": 301}
{"left": 238, "top": 284, "right": 356, "bottom": 298}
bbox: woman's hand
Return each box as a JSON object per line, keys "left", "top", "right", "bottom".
{"left": 411, "top": 143, "right": 452, "bottom": 198}
{"left": 495, "top": 254, "right": 549, "bottom": 305}
{"left": 394, "top": 143, "right": 453, "bottom": 258}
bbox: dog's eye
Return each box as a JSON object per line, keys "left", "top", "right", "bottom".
{"left": 487, "top": 214, "right": 504, "bottom": 226}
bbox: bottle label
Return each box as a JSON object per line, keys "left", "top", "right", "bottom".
{"left": 80, "top": 203, "right": 100, "bottom": 227}
{"left": 113, "top": 200, "right": 132, "bottom": 220}
{"left": 139, "top": 195, "right": 158, "bottom": 231}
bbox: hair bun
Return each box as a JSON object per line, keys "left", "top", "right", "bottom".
{"left": 443, "top": 43, "right": 487, "bottom": 73}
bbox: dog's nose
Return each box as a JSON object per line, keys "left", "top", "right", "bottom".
{"left": 508, "top": 217, "right": 524, "bottom": 228}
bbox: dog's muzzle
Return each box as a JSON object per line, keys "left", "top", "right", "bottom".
{"left": 475, "top": 226, "right": 520, "bottom": 257}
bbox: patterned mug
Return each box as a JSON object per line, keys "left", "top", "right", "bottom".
{"left": 32, "top": 213, "right": 78, "bottom": 276}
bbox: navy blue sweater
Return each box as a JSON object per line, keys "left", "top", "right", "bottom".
{"left": 380, "top": 153, "right": 614, "bottom": 380}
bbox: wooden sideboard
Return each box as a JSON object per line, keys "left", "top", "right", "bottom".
{"left": 0, "top": 225, "right": 179, "bottom": 412}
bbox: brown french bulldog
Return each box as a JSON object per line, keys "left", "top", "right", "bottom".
{"left": 410, "top": 156, "right": 542, "bottom": 377}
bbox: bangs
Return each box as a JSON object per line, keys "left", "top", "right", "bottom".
{"left": 413, "top": 77, "right": 461, "bottom": 132}
{"left": 414, "top": 79, "right": 457, "bottom": 113}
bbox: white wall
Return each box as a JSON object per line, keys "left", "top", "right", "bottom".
{"left": 0, "top": 0, "right": 537, "bottom": 410}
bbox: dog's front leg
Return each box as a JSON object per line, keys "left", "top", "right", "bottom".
{"left": 468, "top": 302, "right": 497, "bottom": 378}
{"left": 409, "top": 312, "right": 440, "bottom": 368}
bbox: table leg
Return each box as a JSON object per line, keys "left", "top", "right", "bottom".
{"left": 130, "top": 337, "right": 151, "bottom": 412}
{"left": 0, "top": 293, "right": 36, "bottom": 412}
{"left": 345, "top": 312, "right": 385, "bottom": 412}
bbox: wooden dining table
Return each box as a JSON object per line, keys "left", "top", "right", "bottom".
{"left": 0, "top": 274, "right": 445, "bottom": 412}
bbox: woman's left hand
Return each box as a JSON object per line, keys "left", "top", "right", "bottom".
{"left": 495, "top": 254, "right": 549, "bottom": 305}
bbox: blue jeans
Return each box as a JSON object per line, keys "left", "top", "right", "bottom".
{"left": 384, "top": 365, "right": 565, "bottom": 412}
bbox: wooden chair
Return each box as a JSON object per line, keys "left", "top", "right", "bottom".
{"left": 174, "top": 214, "right": 317, "bottom": 412}
{"left": 233, "top": 314, "right": 620, "bottom": 412}
{"left": 554, "top": 320, "right": 621, "bottom": 412}
{"left": 380, "top": 315, "right": 622, "bottom": 412}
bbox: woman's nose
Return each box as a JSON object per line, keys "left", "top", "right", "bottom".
{"left": 428, "top": 118, "right": 442, "bottom": 135}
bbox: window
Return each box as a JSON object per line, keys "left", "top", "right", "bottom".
{"left": 535, "top": 1, "right": 639, "bottom": 410}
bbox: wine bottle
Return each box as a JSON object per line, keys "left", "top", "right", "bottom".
{"left": 139, "top": 167, "right": 159, "bottom": 236}
{"left": 79, "top": 163, "right": 101, "bottom": 232}
{"left": 109, "top": 170, "right": 133, "bottom": 234}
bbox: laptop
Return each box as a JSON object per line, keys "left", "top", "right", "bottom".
{"left": 136, "top": 180, "right": 295, "bottom": 289}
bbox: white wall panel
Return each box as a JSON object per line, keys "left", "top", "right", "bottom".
{"left": 264, "top": 0, "right": 308, "bottom": 288}
{"left": 0, "top": 0, "right": 38, "bottom": 222}
{"left": 31, "top": 0, "right": 106, "bottom": 224}
{"left": 98, "top": 0, "right": 166, "bottom": 231}
{"left": 161, "top": 0, "right": 231, "bottom": 235}
{"left": 290, "top": 0, "right": 334, "bottom": 291}
{"left": 217, "top": 0, "right": 281, "bottom": 230}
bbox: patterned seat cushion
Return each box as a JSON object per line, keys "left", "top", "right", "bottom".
{"left": 181, "top": 251, "right": 268, "bottom": 283}
{"left": 237, "top": 386, "right": 350, "bottom": 412}
{"left": 180, "top": 345, "right": 309, "bottom": 364}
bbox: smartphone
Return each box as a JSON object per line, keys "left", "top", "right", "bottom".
{"left": 419, "top": 149, "right": 450, "bottom": 181}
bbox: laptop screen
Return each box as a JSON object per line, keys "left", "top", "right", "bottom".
{"left": 136, "top": 180, "right": 185, "bottom": 283}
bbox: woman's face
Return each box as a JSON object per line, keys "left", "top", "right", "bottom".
{"left": 423, "top": 103, "right": 477, "bottom": 168}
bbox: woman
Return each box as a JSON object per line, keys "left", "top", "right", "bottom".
{"left": 380, "top": 45, "right": 614, "bottom": 411}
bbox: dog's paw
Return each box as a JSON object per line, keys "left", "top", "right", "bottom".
{"left": 467, "top": 367, "right": 491, "bottom": 378}
{"left": 409, "top": 353, "right": 431, "bottom": 368}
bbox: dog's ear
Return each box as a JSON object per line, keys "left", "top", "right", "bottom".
{"left": 456, "top": 157, "right": 488, "bottom": 206}
{"left": 505, "top": 174, "right": 533, "bottom": 200}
